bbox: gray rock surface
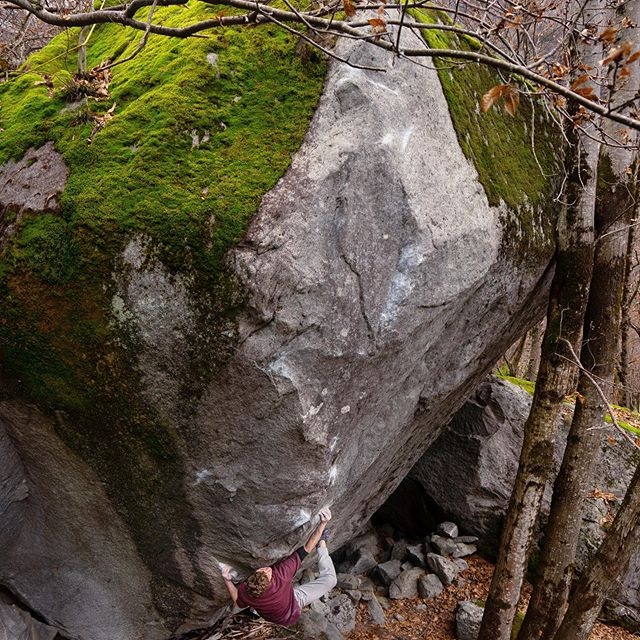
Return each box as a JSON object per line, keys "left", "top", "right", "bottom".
{"left": 297, "top": 609, "right": 344, "bottom": 640}
{"left": 426, "top": 554, "right": 460, "bottom": 586}
{"left": 418, "top": 573, "right": 444, "bottom": 599}
{"left": 437, "top": 522, "right": 459, "bottom": 538}
{"left": 406, "top": 544, "right": 426, "bottom": 567}
{"left": 376, "top": 560, "right": 403, "bottom": 586}
{"left": 388, "top": 568, "right": 424, "bottom": 600}
{"left": 0, "top": 142, "right": 69, "bottom": 247}
{"left": 0, "top": 21, "right": 555, "bottom": 640}
{"left": 456, "top": 601, "right": 484, "bottom": 640}
{"left": 0, "top": 403, "right": 171, "bottom": 640}
{"left": 366, "top": 596, "right": 386, "bottom": 625}
{"left": 311, "top": 593, "right": 357, "bottom": 634}
{"left": 412, "top": 378, "right": 533, "bottom": 547}
{"left": 0, "top": 601, "right": 58, "bottom": 640}
{"left": 430, "top": 534, "right": 458, "bottom": 557}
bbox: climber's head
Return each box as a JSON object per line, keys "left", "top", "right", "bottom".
{"left": 245, "top": 566, "right": 272, "bottom": 597}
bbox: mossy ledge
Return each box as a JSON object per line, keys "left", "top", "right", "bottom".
{"left": 412, "top": 10, "right": 562, "bottom": 267}
{"left": 0, "top": 7, "right": 326, "bottom": 624}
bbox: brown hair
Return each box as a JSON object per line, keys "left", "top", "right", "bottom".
{"left": 245, "top": 570, "right": 271, "bottom": 598}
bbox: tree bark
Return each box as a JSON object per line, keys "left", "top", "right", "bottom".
{"left": 525, "top": 321, "right": 544, "bottom": 381}
{"left": 478, "top": 5, "right": 605, "bottom": 638}
{"left": 519, "top": 149, "right": 634, "bottom": 640}
{"left": 477, "top": 74, "right": 599, "bottom": 640}
{"left": 552, "top": 459, "right": 640, "bottom": 640}
{"left": 519, "top": 4, "right": 640, "bottom": 636}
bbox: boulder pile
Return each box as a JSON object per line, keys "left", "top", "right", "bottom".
{"left": 295, "top": 520, "right": 477, "bottom": 638}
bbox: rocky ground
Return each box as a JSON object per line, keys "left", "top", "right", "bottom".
{"left": 186, "top": 554, "right": 638, "bottom": 640}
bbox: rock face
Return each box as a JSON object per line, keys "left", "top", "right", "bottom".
{"left": 411, "top": 377, "right": 534, "bottom": 548}
{"left": 412, "top": 376, "right": 640, "bottom": 631}
{"left": 0, "top": 22, "right": 558, "bottom": 640}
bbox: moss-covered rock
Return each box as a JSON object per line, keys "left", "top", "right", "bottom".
{"left": 0, "top": 10, "right": 326, "bottom": 637}
{"left": 0, "top": 12, "right": 561, "bottom": 640}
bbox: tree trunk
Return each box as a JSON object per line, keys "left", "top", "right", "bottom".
{"left": 518, "top": 151, "right": 634, "bottom": 640}
{"left": 478, "top": 5, "right": 606, "bottom": 637}
{"left": 525, "top": 321, "right": 544, "bottom": 381}
{"left": 619, "top": 219, "right": 638, "bottom": 408}
{"left": 477, "top": 85, "right": 599, "bottom": 640}
{"left": 553, "top": 459, "right": 640, "bottom": 640}
{"left": 518, "top": 3, "right": 640, "bottom": 635}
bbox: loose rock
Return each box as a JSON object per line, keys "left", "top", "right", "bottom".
{"left": 456, "top": 601, "right": 484, "bottom": 640}
{"left": 389, "top": 567, "right": 425, "bottom": 600}
{"left": 418, "top": 573, "right": 444, "bottom": 599}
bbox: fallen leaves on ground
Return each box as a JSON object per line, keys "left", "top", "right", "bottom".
{"left": 347, "top": 556, "right": 637, "bottom": 640}
{"left": 191, "top": 556, "right": 637, "bottom": 640}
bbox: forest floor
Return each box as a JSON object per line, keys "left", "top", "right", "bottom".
{"left": 196, "top": 555, "right": 638, "bottom": 640}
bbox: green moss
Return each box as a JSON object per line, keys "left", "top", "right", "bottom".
{"left": 497, "top": 373, "right": 536, "bottom": 396}
{"left": 411, "top": 10, "right": 560, "bottom": 265}
{"left": 604, "top": 411, "right": 640, "bottom": 436}
{"left": 0, "top": 7, "right": 325, "bottom": 403}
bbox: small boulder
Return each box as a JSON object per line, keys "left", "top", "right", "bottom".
{"left": 311, "top": 593, "right": 357, "bottom": 634}
{"left": 456, "top": 601, "right": 484, "bottom": 640}
{"left": 366, "top": 595, "right": 386, "bottom": 625}
{"left": 336, "top": 573, "right": 360, "bottom": 590}
{"left": 407, "top": 544, "right": 426, "bottom": 567}
{"left": 297, "top": 609, "right": 344, "bottom": 640}
{"left": 376, "top": 559, "right": 402, "bottom": 586}
{"left": 452, "top": 542, "right": 477, "bottom": 558}
{"left": 426, "top": 553, "right": 460, "bottom": 586}
{"left": 389, "top": 567, "right": 425, "bottom": 600}
{"left": 390, "top": 539, "right": 409, "bottom": 562}
{"left": 351, "top": 549, "right": 378, "bottom": 575}
{"left": 431, "top": 534, "right": 458, "bottom": 556}
{"left": 418, "top": 573, "right": 444, "bottom": 599}
{"left": 437, "top": 522, "right": 459, "bottom": 538}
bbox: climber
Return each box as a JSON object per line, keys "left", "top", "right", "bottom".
{"left": 221, "top": 507, "right": 337, "bottom": 626}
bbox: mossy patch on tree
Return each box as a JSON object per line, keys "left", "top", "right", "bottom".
{"left": 0, "top": 7, "right": 326, "bottom": 620}
{"left": 411, "top": 11, "right": 561, "bottom": 266}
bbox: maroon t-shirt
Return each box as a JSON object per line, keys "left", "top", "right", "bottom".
{"left": 236, "top": 553, "right": 302, "bottom": 625}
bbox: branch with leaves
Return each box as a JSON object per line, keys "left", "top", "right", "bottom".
{"left": 2, "top": 0, "right": 640, "bottom": 135}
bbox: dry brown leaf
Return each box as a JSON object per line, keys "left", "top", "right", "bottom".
{"left": 343, "top": 0, "right": 356, "bottom": 17}
{"left": 601, "top": 41, "right": 633, "bottom": 65}
{"left": 570, "top": 74, "right": 590, "bottom": 89}
{"left": 480, "top": 84, "right": 507, "bottom": 113}
{"left": 574, "top": 86, "right": 598, "bottom": 100}
{"left": 599, "top": 25, "right": 618, "bottom": 43}
{"left": 503, "top": 86, "right": 520, "bottom": 116}
{"left": 368, "top": 17, "right": 386, "bottom": 33}
{"left": 627, "top": 50, "right": 640, "bottom": 64}
{"left": 589, "top": 489, "right": 617, "bottom": 502}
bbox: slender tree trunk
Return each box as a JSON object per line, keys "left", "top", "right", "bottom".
{"left": 553, "top": 459, "right": 640, "bottom": 640}
{"left": 619, "top": 220, "right": 637, "bottom": 408}
{"left": 477, "top": 92, "right": 598, "bottom": 640}
{"left": 525, "top": 321, "right": 544, "bottom": 381}
{"left": 78, "top": 26, "right": 90, "bottom": 74}
{"left": 509, "top": 336, "right": 528, "bottom": 378}
{"left": 519, "top": 149, "right": 634, "bottom": 640}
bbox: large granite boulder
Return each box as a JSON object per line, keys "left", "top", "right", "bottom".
{"left": 0, "top": 13, "right": 559, "bottom": 640}
{"left": 411, "top": 376, "right": 640, "bottom": 631}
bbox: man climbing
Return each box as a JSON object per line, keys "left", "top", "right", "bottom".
{"left": 221, "top": 508, "right": 337, "bottom": 626}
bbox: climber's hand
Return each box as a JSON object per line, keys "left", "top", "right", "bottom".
{"left": 319, "top": 507, "right": 332, "bottom": 522}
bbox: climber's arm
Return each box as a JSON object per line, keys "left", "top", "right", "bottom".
{"left": 221, "top": 566, "right": 238, "bottom": 604}
{"left": 303, "top": 508, "right": 332, "bottom": 553}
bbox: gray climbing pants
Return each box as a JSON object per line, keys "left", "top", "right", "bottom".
{"left": 293, "top": 545, "right": 337, "bottom": 608}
